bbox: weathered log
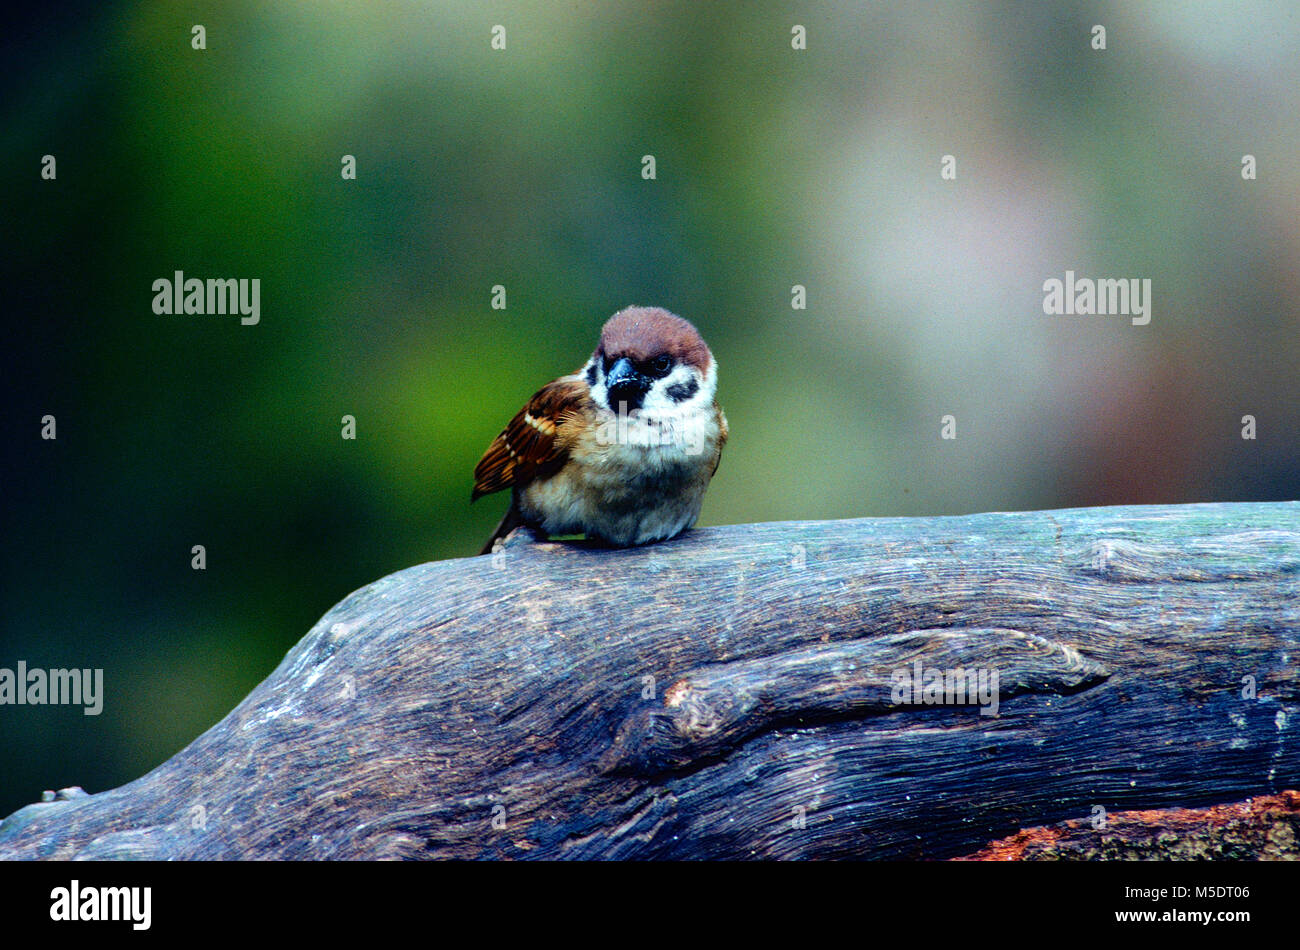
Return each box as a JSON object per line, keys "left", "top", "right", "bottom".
{"left": 1, "top": 501, "right": 1297, "bottom": 860}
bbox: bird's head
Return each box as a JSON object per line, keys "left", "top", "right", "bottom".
{"left": 584, "top": 306, "right": 716, "bottom": 417}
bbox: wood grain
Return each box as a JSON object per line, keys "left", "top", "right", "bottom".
{"left": 1, "top": 501, "right": 1297, "bottom": 859}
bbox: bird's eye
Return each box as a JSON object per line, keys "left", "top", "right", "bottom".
{"left": 650, "top": 354, "right": 673, "bottom": 377}
{"left": 602, "top": 353, "right": 614, "bottom": 374}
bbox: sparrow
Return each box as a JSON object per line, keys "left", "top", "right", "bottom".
{"left": 472, "top": 306, "right": 728, "bottom": 554}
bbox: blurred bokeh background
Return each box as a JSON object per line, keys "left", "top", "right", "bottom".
{"left": 2, "top": 1, "right": 1297, "bottom": 817}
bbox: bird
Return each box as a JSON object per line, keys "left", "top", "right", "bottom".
{"left": 472, "top": 306, "right": 728, "bottom": 555}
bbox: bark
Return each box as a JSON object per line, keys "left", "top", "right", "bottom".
{"left": 1, "top": 501, "right": 1297, "bottom": 860}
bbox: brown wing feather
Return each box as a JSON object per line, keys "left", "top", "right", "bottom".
{"left": 472, "top": 377, "right": 588, "bottom": 500}
{"left": 711, "top": 407, "right": 728, "bottom": 477}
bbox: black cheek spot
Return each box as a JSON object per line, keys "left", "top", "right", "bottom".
{"left": 585, "top": 363, "right": 597, "bottom": 386}
{"left": 666, "top": 378, "right": 698, "bottom": 403}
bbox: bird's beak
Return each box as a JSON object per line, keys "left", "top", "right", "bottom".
{"left": 605, "top": 357, "right": 650, "bottom": 413}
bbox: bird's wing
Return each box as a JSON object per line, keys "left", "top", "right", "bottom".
{"left": 472, "top": 376, "right": 589, "bottom": 500}
{"left": 711, "top": 407, "right": 728, "bottom": 477}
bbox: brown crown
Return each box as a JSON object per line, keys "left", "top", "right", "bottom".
{"left": 596, "top": 306, "right": 712, "bottom": 372}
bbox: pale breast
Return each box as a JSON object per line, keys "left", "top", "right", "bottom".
{"left": 519, "top": 407, "right": 722, "bottom": 546}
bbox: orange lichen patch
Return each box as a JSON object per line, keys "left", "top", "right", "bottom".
{"left": 954, "top": 790, "right": 1300, "bottom": 861}
{"left": 955, "top": 825, "right": 1071, "bottom": 861}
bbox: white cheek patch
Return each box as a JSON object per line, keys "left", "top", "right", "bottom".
{"left": 645, "top": 364, "right": 712, "bottom": 410}
{"left": 640, "top": 368, "right": 682, "bottom": 410}
{"left": 585, "top": 359, "right": 609, "bottom": 407}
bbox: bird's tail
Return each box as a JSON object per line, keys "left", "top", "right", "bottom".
{"left": 479, "top": 503, "right": 526, "bottom": 555}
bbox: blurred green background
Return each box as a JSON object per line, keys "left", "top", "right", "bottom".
{"left": 2, "top": 1, "right": 1297, "bottom": 817}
